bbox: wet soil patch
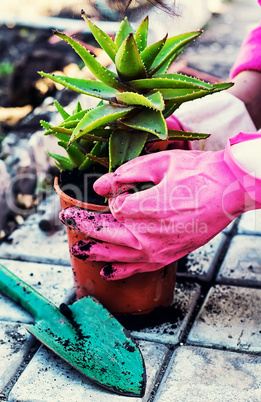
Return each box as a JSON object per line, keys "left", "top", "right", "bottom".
{"left": 117, "top": 303, "right": 186, "bottom": 332}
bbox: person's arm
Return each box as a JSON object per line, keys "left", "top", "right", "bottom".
{"left": 168, "top": 21, "right": 261, "bottom": 150}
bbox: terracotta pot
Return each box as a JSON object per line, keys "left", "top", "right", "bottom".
{"left": 54, "top": 177, "right": 177, "bottom": 315}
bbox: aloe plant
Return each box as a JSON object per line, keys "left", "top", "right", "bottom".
{"left": 40, "top": 11, "right": 232, "bottom": 172}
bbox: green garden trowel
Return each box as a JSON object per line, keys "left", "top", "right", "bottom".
{"left": 0, "top": 264, "right": 146, "bottom": 397}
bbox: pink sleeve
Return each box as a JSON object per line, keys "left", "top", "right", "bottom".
{"left": 230, "top": 24, "right": 261, "bottom": 78}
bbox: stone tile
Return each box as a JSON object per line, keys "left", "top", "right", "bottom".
{"left": 237, "top": 210, "right": 261, "bottom": 234}
{"left": 177, "top": 233, "right": 226, "bottom": 281}
{"left": 0, "top": 213, "right": 70, "bottom": 265}
{"left": 0, "top": 259, "right": 73, "bottom": 323}
{"left": 187, "top": 285, "right": 261, "bottom": 353}
{"left": 0, "top": 321, "right": 35, "bottom": 391}
{"left": 8, "top": 341, "right": 168, "bottom": 402}
{"left": 130, "top": 282, "right": 201, "bottom": 345}
{"left": 217, "top": 235, "right": 261, "bottom": 286}
{"left": 154, "top": 345, "right": 261, "bottom": 401}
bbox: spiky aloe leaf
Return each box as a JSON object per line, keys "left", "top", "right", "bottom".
{"left": 212, "top": 82, "right": 234, "bottom": 92}
{"left": 78, "top": 141, "right": 103, "bottom": 170}
{"left": 152, "top": 47, "right": 184, "bottom": 75}
{"left": 49, "top": 126, "right": 73, "bottom": 135}
{"left": 115, "top": 33, "right": 147, "bottom": 81}
{"left": 46, "top": 151, "right": 74, "bottom": 171}
{"left": 167, "top": 130, "right": 210, "bottom": 141}
{"left": 61, "top": 109, "right": 91, "bottom": 124}
{"left": 116, "top": 91, "right": 164, "bottom": 110}
{"left": 39, "top": 72, "right": 119, "bottom": 101}
{"left": 47, "top": 131, "right": 70, "bottom": 142}
{"left": 163, "top": 100, "right": 180, "bottom": 118}
{"left": 81, "top": 12, "right": 118, "bottom": 62}
{"left": 84, "top": 154, "right": 109, "bottom": 168}
{"left": 121, "top": 109, "right": 167, "bottom": 140}
{"left": 54, "top": 100, "right": 70, "bottom": 119}
{"left": 159, "top": 87, "right": 213, "bottom": 101}
{"left": 109, "top": 129, "right": 147, "bottom": 172}
{"left": 114, "top": 17, "right": 134, "bottom": 48}
{"left": 58, "top": 141, "right": 86, "bottom": 167}
{"left": 40, "top": 120, "right": 52, "bottom": 134}
{"left": 69, "top": 105, "right": 134, "bottom": 144}
{"left": 134, "top": 16, "right": 149, "bottom": 52}
{"left": 54, "top": 31, "right": 127, "bottom": 91}
{"left": 140, "top": 35, "right": 167, "bottom": 71}
{"left": 73, "top": 101, "right": 82, "bottom": 114}
{"left": 149, "top": 31, "right": 202, "bottom": 76}
{"left": 130, "top": 74, "right": 213, "bottom": 91}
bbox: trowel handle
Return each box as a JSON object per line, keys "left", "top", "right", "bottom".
{"left": 0, "top": 264, "right": 56, "bottom": 320}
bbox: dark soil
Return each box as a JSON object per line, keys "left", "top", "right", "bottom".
{"left": 0, "top": 21, "right": 98, "bottom": 136}
{"left": 59, "top": 167, "right": 109, "bottom": 206}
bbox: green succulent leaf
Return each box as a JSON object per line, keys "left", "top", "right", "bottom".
{"left": 58, "top": 141, "right": 86, "bottom": 167}
{"left": 54, "top": 100, "right": 70, "bottom": 119}
{"left": 159, "top": 87, "right": 213, "bottom": 101}
{"left": 140, "top": 35, "right": 167, "bottom": 71}
{"left": 212, "top": 82, "right": 234, "bottom": 92}
{"left": 167, "top": 130, "right": 210, "bottom": 141}
{"left": 115, "top": 33, "right": 147, "bottom": 81}
{"left": 46, "top": 151, "right": 74, "bottom": 171}
{"left": 39, "top": 72, "right": 119, "bottom": 101}
{"left": 78, "top": 141, "right": 103, "bottom": 170}
{"left": 114, "top": 17, "right": 134, "bottom": 48}
{"left": 129, "top": 75, "right": 213, "bottom": 92}
{"left": 121, "top": 109, "right": 167, "bottom": 140}
{"left": 69, "top": 105, "right": 134, "bottom": 144}
{"left": 109, "top": 129, "right": 147, "bottom": 172}
{"left": 155, "top": 73, "right": 213, "bottom": 89}
{"left": 61, "top": 109, "right": 91, "bottom": 124}
{"left": 163, "top": 100, "right": 180, "bottom": 118}
{"left": 49, "top": 126, "right": 73, "bottom": 135}
{"left": 152, "top": 47, "right": 184, "bottom": 75}
{"left": 40, "top": 120, "right": 52, "bottom": 134}
{"left": 53, "top": 31, "right": 127, "bottom": 90}
{"left": 134, "top": 16, "right": 149, "bottom": 52}
{"left": 116, "top": 90, "right": 164, "bottom": 110}
{"left": 82, "top": 12, "right": 118, "bottom": 62}
{"left": 73, "top": 101, "right": 82, "bottom": 114}
{"left": 48, "top": 131, "right": 70, "bottom": 143}
{"left": 149, "top": 31, "right": 202, "bottom": 76}
{"left": 60, "top": 120, "right": 82, "bottom": 129}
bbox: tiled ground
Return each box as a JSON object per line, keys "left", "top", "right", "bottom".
{"left": 0, "top": 194, "right": 261, "bottom": 401}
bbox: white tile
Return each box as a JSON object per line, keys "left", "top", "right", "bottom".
{"left": 0, "top": 213, "right": 70, "bottom": 265}
{"left": 188, "top": 285, "right": 261, "bottom": 352}
{"left": 154, "top": 346, "right": 261, "bottom": 401}
{"left": 177, "top": 233, "right": 226, "bottom": 281}
{"left": 217, "top": 235, "right": 261, "bottom": 286}
{"left": 0, "top": 321, "right": 34, "bottom": 390}
{"left": 237, "top": 210, "right": 261, "bottom": 234}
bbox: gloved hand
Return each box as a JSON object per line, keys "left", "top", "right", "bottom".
{"left": 60, "top": 132, "right": 261, "bottom": 280}
{"left": 230, "top": 23, "right": 261, "bottom": 79}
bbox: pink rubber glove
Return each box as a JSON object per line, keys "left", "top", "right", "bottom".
{"left": 60, "top": 132, "right": 261, "bottom": 280}
{"left": 230, "top": 23, "right": 261, "bottom": 79}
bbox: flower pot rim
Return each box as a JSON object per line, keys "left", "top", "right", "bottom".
{"left": 54, "top": 176, "right": 110, "bottom": 212}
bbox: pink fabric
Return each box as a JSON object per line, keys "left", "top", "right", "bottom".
{"left": 230, "top": 24, "right": 261, "bottom": 78}
{"left": 60, "top": 133, "right": 261, "bottom": 280}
